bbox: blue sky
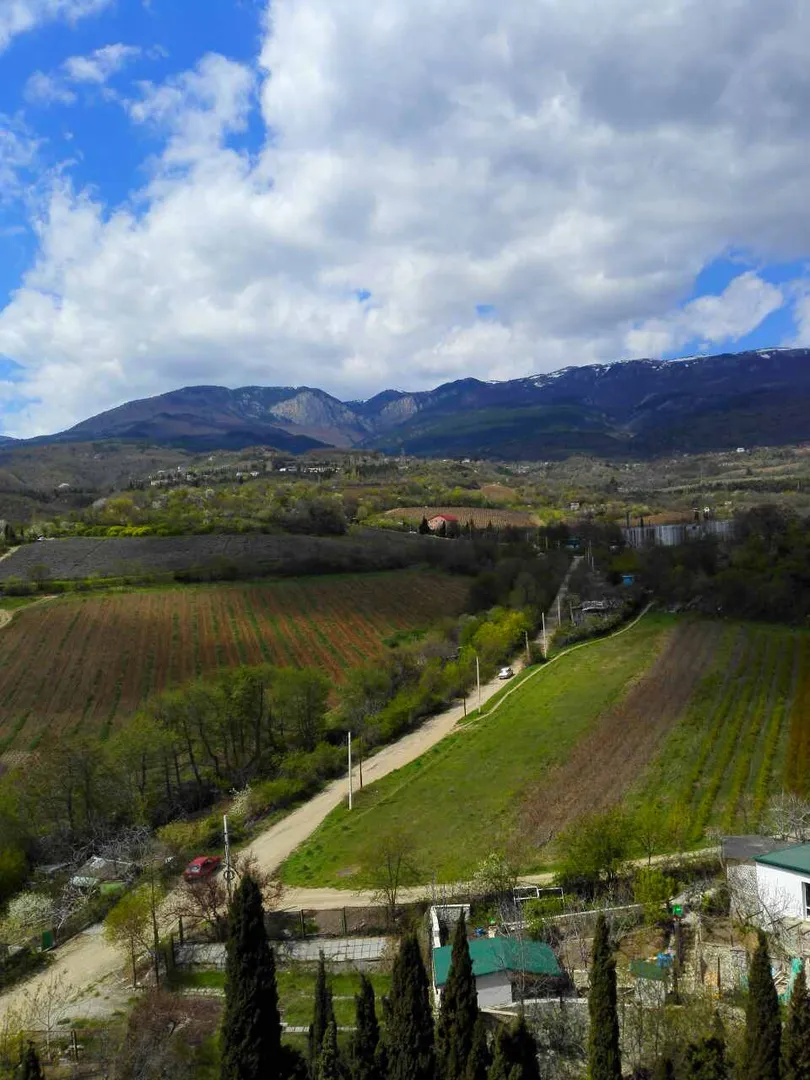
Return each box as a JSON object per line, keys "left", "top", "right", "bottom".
{"left": 0, "top": 0, "right": 809, "bottom": 436}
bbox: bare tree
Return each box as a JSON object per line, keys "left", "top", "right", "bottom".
{"left": 361, "top": 829, "right": 420, "bottom": 923}
{"left": 168, "top": 852, "right": 281, "bottom": 942}
{"left": 764, "top": 793, "right": 810, "bottom": 842}
{"left": 15, "top": 973, "right": 75, "bottom": 1057}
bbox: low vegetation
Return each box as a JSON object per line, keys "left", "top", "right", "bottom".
{"left": 280, "top": 613, "right": 673, "bottom": 884}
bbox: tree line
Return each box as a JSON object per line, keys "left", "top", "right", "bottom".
{"left": 0, "top": 540, "right": 567, "bottom": 906}
{"left": 621, "top": 506, "right": 810, "bottom": 625}
{"left": 213, "top": 876, "right": 540, "bottom": 1080}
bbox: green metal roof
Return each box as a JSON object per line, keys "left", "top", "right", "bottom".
{"left": 433, "top": 938, "right": 561, "bottom": 987}
{"left": 630, "top": 960, "right": 669, "bottom": 982}
{"left": 754, "top": 844, "right": 810, "bottom": 875}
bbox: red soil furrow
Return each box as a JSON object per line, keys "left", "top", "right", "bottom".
{"left": 0, "top": 604, "right": 69, "bottom": 714}
{"left": 518, "top": 620, "right": 723, "bottom": 846}
{"left": 88, "top": 597, "right": 132, "bottom": 725}
{"left": 195, "top": 590, "right": 220, "bottom": 671}
{"left": 248, "top": 587, "right": 299, "bottom": 667}
{"left": 172, "top": 591, "right": 198, "bottom": 684}
{"left": 213, "top": 589, "right": 242, "bottom": 668}
{"left": 45, "top": 597, "right": 112, "bottom": 721}
{"left": 150, "top": 591, "right": 176, "bottom": 692}
{"left": 117, "top": 592, "right": 162, "bottom": 713}
{"left": 6, "top": 602, "right": 87, "bottom": 722}
{"left": 233, "top": 588, "right": 270, "bottom": 666}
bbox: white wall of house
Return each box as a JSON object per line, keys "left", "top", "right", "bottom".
{"left": 476, "top": 973, "right": 512, "bottom": 1008}
{"left": 755, "top": 863, "right": 810, "bottom": 922}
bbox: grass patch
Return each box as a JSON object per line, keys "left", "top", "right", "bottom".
{"left": 174, "top": 967, "right": 391, "bottom": 1028}
{"left": 281, "top": 613, "right": 674, "bottom": 885}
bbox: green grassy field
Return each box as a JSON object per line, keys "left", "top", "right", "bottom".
{"left": 174, "top": 967, "right": 392, "bottom": 1027}
{"left": 280, "top": 613, "right": 675, "bottom": 885}
{"left": 281, "top": 613, "right": 810, "bottom": 886}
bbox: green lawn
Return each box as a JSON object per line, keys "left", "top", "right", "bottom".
{"left": 175, "top": 967, "right": 391, "bottom": 1028}
{"left": 280, "top": 612, "right": 674, "bottom": 885}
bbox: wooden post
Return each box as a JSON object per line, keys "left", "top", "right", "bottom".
{"left": 300, "top": 909, "right": 306, "bottom": 936}
{"left": 178, "top": 916, "right": 184, "bottom": 944}
{"left": 342, "top": 908, "right": 348, "bottom": 935}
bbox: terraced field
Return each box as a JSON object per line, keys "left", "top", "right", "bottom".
{"left": 0, "top": 570, "right": 469, "bottom": 751}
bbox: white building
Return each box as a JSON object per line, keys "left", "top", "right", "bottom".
{"left": 754, "top": 844, "right": 810, "bottom": 923}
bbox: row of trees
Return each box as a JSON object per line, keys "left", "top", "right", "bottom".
{"left": 219, "top": 878, "right": 540, "bottom": 1080}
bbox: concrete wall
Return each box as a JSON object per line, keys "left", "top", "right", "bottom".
{"left": 622, "top": 520, "right": 735, "bottom": 549}
{"left": 756, "top": 863, "right": 809, "bottom": 922}
{"left": 476, "top": 973, "right": 512, "bottom": 1009}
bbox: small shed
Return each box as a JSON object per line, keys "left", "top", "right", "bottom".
{"left": 70, "top": 855, "right": 133, "bottom": 890}
{"left": 629, "top": 958, "right": 670, "bottom": 1005}
{"left": 433, "top": 938, "right": 561, "bottom": 1009}
{"left": 428, "top": 514, "right": 459, "bottom": 532}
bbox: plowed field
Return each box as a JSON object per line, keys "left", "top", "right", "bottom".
{"left": 0, "top": 570, "right": 468, "bottom": 750}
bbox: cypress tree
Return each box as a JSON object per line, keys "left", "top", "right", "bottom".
{"left": 784, "top": 964, "right": 810, "bottom": 1080}
{"left": 437, "top": 912, "right": 479, "bottom": 1080}
{"left": 487, "top": 1029, "right": 520, "bottom": 1080}
{"left": 419, "top": 517, "right": 430, "bottom": 535}
{"left": 20, "top": 1043, "right": 43, "bottom": 1080}
{"left": 653, "top": 1057, "right": 676, "bottom": 1080}
{"left": 685, "top": 1033, "right": 728, "bottom": 1080}
{"left": 499, "top": 1018, "right": 540, "bottom": 1080}
{"left": 221, "top": 876, "right": 282, "bottom": 1080}
{"left": 743, "top": 931, "right": 781, "bottom": 1080}
{"left": 310, "top": 953, "right": 336, "bottom": 1075}
{"left": 588, "top": 913, "right": 621, "bottom": 1080}
{"left": 318, "top": 1022, "right": 340, "bottom": 1080}
{"left": 351, "top": 974, "right": 380, "bottom": 1080}
{"left": 386, "top": 933, "right": 435, "bottom": 1080}
{"left": 464, "top": 1018, "right": 491, "bottom": 1080}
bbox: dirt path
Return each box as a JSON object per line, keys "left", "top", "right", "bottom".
{"left": 0, "top": 658, "right": 525, "bottom": 1023}
{"left": 0, "top": 596, "right": 656, "bottom": 1023}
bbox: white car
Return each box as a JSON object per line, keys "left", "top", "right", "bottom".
{"left": 497, "top": 666, "right": 514, "bottom": 680}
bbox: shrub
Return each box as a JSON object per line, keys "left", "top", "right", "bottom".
{"left": 245, "top": 778, "right": 307, "bottom": 820}
{"left": 157, "top": 814, "right": 223, "bottom": 858}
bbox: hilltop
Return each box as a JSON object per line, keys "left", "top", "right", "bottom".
{"left": 5, "top": 346, "right": 810, "bottom": 459}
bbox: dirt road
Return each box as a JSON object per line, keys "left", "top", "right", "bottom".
{"left": 0, "top": 660, "right": 522, "bottom": 1023}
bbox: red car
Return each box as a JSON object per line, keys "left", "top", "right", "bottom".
{"left": 183, "top": 855, "right": 222, "bottom": 882}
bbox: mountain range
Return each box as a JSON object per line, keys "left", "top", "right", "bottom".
{"left": 12, "top": 346, "right": 810, "bottom": 459}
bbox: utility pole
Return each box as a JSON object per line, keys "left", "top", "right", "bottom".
{"left": 524, "top": 630, "right": 531, "bottom": 663}
{"left": 348, "top": 732, "right": 353, "bottom": 810}
{"left": 476, "top": 654, "right": 481, "bottom": 713}
{"left": 223, "top": 814, "right": 235, "bottom": 903}
{"left": 557, "top": 593, "right": 562, "bottom": 626}
{"left": 541, "top": 611, "right": 547, "bottom": 659}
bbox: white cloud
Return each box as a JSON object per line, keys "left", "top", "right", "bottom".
{"left": 625, "top": 272, "right": 785, "bottom": 358}
{"left": 0, "top": 0, "right": 112, "bottom": 54}
{"left": 63, "top": 43, "right": 141, "bottom": 83}
{"left": 25, "top": 43, "right": 142, "bottom": 107}
{"left": 0, "top": 117, "right": 38, "bottom": 202}
{"left": 24, "top": 71, "right": 78, "bottom": 106}
{"left": 2, "top": 0, "right": 810, "bottom": 435}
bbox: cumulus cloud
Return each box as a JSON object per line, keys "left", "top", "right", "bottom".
{"left": 26, "top": 43, "right": 141, "bottom": 106}
{"left": 625, "top": 273, "right": 785, "bottom": 358}
{"left": 0, "top": 119, "right": 38, "bottom": 199}
{"left": 63, "top": 43, "right": 141, "bottom": 83}
{"left": 0, "top": 0, "right": 112, "bottom": 53}
{"left": 2, "top": 0, "right": 810, "bottom": 435}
